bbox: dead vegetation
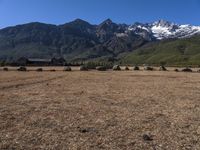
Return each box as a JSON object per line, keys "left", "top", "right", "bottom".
{"left": 36, "top": 68, "right": 43, "bottom": 72}
{"left": 125, "top": 66, "right": 129, "bottom": 70}
{"left": 17, "top": 66, "right": 27, "bottom": 71}
{"left": 133, "top": 66, "right": 140, "bottom": 71}
{"left": 144, "top": 66, "right": 154, "bottom": 71}
{"left": 182, "top": 67, "right": 193, "bottom": 72}
{"left": 63, "top": 66, "right": 72, "bottom": 71}
{"left": 3, "top": 67, "right": 8, "bottom": 71}
{"left": 174, "top": 68, "right": 179, "bottom": 72}
{"left": 0, "top": 68, "right": 200, "bottom": 149}
{"left": 49, "top": 69, "right": 56, "bottom": 72}
{"left": 113, "top": 65, "right": 121, "bottom": 71}
{"left": 80, "top": 65, "right": 88, "bottom": 71}
{"left": 96, "top": 66, "right": 107, "bottom": 71}
{"left": 159, "top": 66, "right": 167, "bottom": 71}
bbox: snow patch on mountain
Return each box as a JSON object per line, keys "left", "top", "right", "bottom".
{"left": 128, "top": 20, "right": 200, "bottom": 40}
{"left": 151, "top": 25, "right": 173, "bottom": 39}
{"left": 137, "top": 25, "right": 149, "bottom": 31}
{"left": 115, "top": 33, "right": 128, "bottom": 37}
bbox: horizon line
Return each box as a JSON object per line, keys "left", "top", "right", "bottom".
{"left": 0, "top": 18, "right": 199, "bottom": 29}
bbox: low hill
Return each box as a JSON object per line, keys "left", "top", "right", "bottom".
{"left": 121, "top": 35, "right": 200, "bottom": 66}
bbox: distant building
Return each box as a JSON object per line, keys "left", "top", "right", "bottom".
{"left": 17, "top": 57, "right": 66, "bottom": 66}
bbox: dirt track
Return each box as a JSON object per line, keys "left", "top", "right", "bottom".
{"left": 0, "top": 69, "right": 200, "bottom": 149}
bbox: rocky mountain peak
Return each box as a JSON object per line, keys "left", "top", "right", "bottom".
{"left": 153, "top": 19, "right": 173, "bottom": 27}
{"left": 101, "top": 19, "right": 113, "bottom": 25}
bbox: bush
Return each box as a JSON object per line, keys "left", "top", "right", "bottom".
{"left": 84, "top": 62, "right": 96, "bottom": 69}
{"left": 182, "top": 67, "right": 192, "bottom": 72}
{"left": 96, "top": 66, "right": 107, "bottom": 71}
{"left": 144, "top": 66, "right": 154, "bottom": 71}
{"left": 64, "top": 66, "right": 72, "bottom": 71}
{"left": 113, "top": 65, "right": 121, "bottom": 71}
{"left": 159, "top": 66, "right": 167, "bottom": 71}
{"left": 125, "top": 66, "right": 129, "bottom": 70}
{"left": 50, "top": 69, "right": 56, "bottom": 72}
{"left": 80, "top": 66, "right": 88, "bottom": 71}
{"left": 174, "top": 68, "right": 179, "bottom": 72}
{"left": 17, "top": 66, "right": 27, "bottom": 71}
{"left": 133, "top": 66, "right": 140, "bottom": 70}
{"left": 84, "top": 61, "right": 113, "bottom": 70}
{"left": 36, "top": 68, "right": 43, "bottom": 72}
{"left": 3, "top": 67, "right": 8, "bottom": 71}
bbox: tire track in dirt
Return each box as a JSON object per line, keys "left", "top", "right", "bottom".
{"left": 0, "top": 74, "right": 67, "bottom": 91}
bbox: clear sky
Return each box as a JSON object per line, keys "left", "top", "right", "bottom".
{"left": 0, "top": 0, "right": 200, "bottom": 28}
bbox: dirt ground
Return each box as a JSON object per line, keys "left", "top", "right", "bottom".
{"left": 0, "top": 67, "right": 200, "bottom": 149}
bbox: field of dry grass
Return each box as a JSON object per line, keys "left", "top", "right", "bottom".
{"left": 0, "top": 67, "right": 200, "bottom": 149}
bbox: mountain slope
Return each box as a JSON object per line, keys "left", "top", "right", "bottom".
{"left": 0, "top": 19, "right": 200, "bottom": 64}
{"left": 0, "top": 19, "right": 147, "bottom": 62}
{"left": 121, "top": 35, "right": 200, "bottom": 65}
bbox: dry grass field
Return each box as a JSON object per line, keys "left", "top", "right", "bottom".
{"left": 0, "top": 67, "right": 200, "bottom": 149}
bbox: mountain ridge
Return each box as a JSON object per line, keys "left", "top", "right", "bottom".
{"left": 0, "top": 19, "right": 200, "bottom": 64}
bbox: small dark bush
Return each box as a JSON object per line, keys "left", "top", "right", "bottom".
{"left": 80, "top": 66, "right": 88, "bottom": 71}
{"left": 17, "top": 66, "right": 27, "bottom": 71}
{"left": 174, "top": 69, "right": 179, "bottom": 72}
{"left": 182, "top": 67, "right": 192, "bottom": 72}
{"left": 159, "top": 66, "right": 167, "bottom": 71}
{"left": 125, "top": 66, "right": 129, "bottom": 70}
{"left": 3, "top": 67, "right": 8, "bottom": 71}
{"left": 96, "top": 66, "right": 107, "bottom": 71}
{"left": 50, "top": 69, "right": 56, "bottom": 72}
{"left": 144, "top": 66, "right": 154, "bottom": 71}
{"left": 36, "top": 68, "right": 43, "bottom": 72}
{"left": 64, "top": 66, "right": 72, "bottom": 71}
{"left": 133, "top": 66, "right": 140, "bottom": 71}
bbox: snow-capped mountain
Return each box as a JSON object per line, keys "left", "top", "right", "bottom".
{"left": 128, "top": 19, "right": 200, "bottom": 40}
{"left": 0, "top": 19, "right": 200, "bottom": 62}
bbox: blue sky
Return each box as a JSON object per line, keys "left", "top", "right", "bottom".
{"left": 0, "top": 0, "right": 200, "bottom": 28}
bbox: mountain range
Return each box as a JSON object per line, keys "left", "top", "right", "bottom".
{"left": 0, "top": 19, "right": 200, "bottom": 65}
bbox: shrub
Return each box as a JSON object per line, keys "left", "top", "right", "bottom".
{"left": 113, "top": 65, "right": 121, "bottom": 71}
{"left": 3, "top": 67, "right": 8, "bottom": 71}
{"left": 182, "top": 67, "right": 192, "bottom": 72}
{"left": 84, "top": 61, "right": 113, "bottom": 70}
{"left": 50, "top": 69, "right": 56, "bottom": 72}
{"left": 159, "top": 66, "right": 167, "bottom": 71}
{"left": 36, "top": 68, "right": 43, "bottom": 72}
{"left": 84, "top": 62, "right": 96, "bottom": 69}
{"left": 64, "top": 66, "right": 72, "bottom": 71}
{"left": 17, "top": 66, "right": 27, "bottom": 71}
{"left": 133, "top": 66, "right": 140, "bottom": 71}
{"left": 80, "top": 66, "right": 88, "bottom": 71}
{"left": 144, "top": 66, "right": 154, "bottom": 71}
{"left": 174, "top": 68, "right": 179, "bottom": 72}
{"left": 125, "top": 66, "right": 129, "bottom": 70}
{"left": 96, "top": 66, "right": 107, "bottom": 71}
